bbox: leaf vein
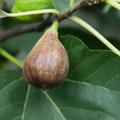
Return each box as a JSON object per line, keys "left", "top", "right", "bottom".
{"left": 0, "top": 77, "right": 24, "bottom": 96}
{"left": 85, "top": 57, "right": 114, "bottom": 82}
{"left": 21, "top": 85, "right": 31, "bottom": 120}
{"left": 105, "top": 74, "right": 120, "bottom": 86}
{"left": 0, "top": 103, "right": 23, "bottom": 112}
{"left": 65, "top": 79, "right": 120, "bottom": 95}
{"left": 42, "top": 90, "right": 66, "bottom": 120}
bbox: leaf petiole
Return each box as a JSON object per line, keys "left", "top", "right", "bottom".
{"left": 0, "top": 48, "right": 23, "bottom": 68}
{"left": 0, "top": 9, "right": 59, "bottom": 19}
{"left": 101, "top": 0, "right": 120, "bottom": 10}
{"left": 69, "top": 16, "right": 120, "bottom": 56}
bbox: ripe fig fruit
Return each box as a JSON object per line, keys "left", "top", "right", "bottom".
{"left": 23, "top": 21, "right": 69, "bottom": 89}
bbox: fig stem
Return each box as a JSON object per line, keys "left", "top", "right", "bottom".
{"left": 51, "top": 20, "right": 59, "bottom": 31}
{"left": 69, "top": 16, "right": 120, "bottom": 56}
{"left": 0, "top": 48, "right": 23, "bottom": 68}
{"left": 101, "top": 0, "right": 120, "bottom": 10}
{"left": 0, "top": 21, "right": 59, "bottom": 69}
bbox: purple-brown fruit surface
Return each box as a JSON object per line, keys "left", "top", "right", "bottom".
{"left": 23, "top": 22, "right": 69, "bottom": 89}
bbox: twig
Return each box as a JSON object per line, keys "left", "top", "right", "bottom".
{"left": 0, "top": 16, "right": 52, "bottom": 42}
{"left": 0, "top": 0, "right": 100, "bottom": 42}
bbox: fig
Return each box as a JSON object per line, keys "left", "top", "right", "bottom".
{"left": 11, "top": 5, "right": 42, "bottom": 23}
{"left": 11, "top": 0, "right": 55, "bottom": 22}
{"left": 23, "top": 21, "right": 69, "bottom": 89}
{"left": 15, "top": 0, "right": 55, "bottom": 11}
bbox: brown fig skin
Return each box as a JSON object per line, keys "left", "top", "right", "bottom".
{"left": 23, "top": 22, "right": 69, "bottom": 89}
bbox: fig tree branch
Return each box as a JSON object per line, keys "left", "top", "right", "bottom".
{"left": 0, "top": 0, "right": 100, "bottom": 42}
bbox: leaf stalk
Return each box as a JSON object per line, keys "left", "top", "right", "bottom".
{"left": 69, "top": 16, "right": 120, "bottom": 56}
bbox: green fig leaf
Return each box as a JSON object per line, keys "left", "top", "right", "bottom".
{"left": 0, "top": 1, "right": 3, "bottom": 9}
{"left": 0, "top": 35, "right": 120, "bottom": 120}
{"left": 4, "top": 0, "right": 14, "bottom": 10}
{"left": 53, "top": 0, "right": 70, "bottom": 11}
{"left": 53, "top": 0, "right": 81, "bottom": 11}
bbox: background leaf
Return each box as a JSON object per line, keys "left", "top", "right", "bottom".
{"left": 1, "top": 35, "right": 120, "bottom": 120}
{"left": 53, "top": 0, "right": 70, "bottom": 11}
{"left": 5, "top": 0, "right": 14, "bottom": 10}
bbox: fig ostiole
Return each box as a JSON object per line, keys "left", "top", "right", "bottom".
{"left": 23, "top": 21, "right": 69, "bottom": 89}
